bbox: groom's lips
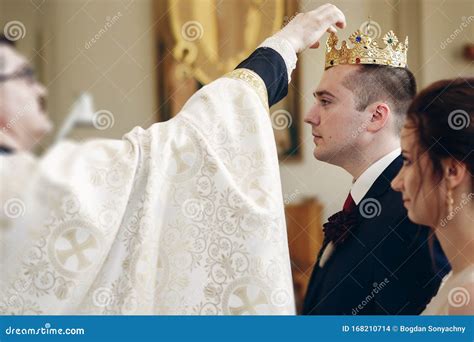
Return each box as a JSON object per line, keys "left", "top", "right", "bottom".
{"left": 312, "top": 133, "right": 322, "bottom": 142}
{"left": 402, "top": 197, "right": 411, "bottom": 209}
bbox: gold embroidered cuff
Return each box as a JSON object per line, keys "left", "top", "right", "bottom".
{"left": 224, "top": 68, "right": 269, "bottom": 111}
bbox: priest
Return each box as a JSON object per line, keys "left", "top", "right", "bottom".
{"left": 0, "top": 5, "right": 346, "bottom": 314}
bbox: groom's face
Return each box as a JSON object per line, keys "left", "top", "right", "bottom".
{"left": 304, "top": 65, "right": 368, "bottom": 165}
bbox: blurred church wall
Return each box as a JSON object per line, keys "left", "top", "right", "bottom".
{"left": 419, "top": 0, "right": 473, "bottom": 85}
{"left": 44, "top": 0, "right": 158, "bottom": 144}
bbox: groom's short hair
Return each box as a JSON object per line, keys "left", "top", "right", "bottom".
{"left": 343, "top": 65, "right": 417, "bottom": 134}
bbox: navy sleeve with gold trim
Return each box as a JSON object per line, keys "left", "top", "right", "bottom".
{"left": 236, "top": 47, "right": 288, "bottom": 107}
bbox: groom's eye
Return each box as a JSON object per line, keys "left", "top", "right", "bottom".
{"left": 319, "top": 98, "right": 331, "bottom": 106}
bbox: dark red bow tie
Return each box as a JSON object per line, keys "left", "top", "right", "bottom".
{"left": 323, "top": 193, "right": 358, "bottom": 246}
{"left": 322, "top": 210, "right": 358, "bottom": 246}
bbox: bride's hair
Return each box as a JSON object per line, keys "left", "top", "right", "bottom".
{"left": 406, "top": 77, "right": 473, "bottom": 191}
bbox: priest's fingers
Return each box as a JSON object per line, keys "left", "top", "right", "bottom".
{"left": 319, "top": 4, "right": 346, "bottom": 29}
{"left": 304, "top": 4, "right": 346, "bottom": 50}
{"left": 327, "top": 25, "right": 337, "bottom": 34}
{"left": 271, "top": 3, "right": 346, "bottom": 53}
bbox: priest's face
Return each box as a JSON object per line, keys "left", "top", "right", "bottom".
{"left": 304, "top": 65, "right": 370, "bottom": 166}
{"left": 0, "top": 44, "right": 52, "bottom": 150}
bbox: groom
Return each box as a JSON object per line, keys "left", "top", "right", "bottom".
{"left": 302, "top": 29, "right": 449, "bottom": 314}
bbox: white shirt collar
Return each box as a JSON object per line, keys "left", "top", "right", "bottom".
{"left": 350, "top": 148, "right": 401, "bottom": 205}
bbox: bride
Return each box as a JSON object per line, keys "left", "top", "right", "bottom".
{"left": 391, "top": 77, "right": 473, "bottom": 315}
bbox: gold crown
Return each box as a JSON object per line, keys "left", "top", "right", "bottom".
{"left": 325, "top": 28, "right": 408, "bottom": 69}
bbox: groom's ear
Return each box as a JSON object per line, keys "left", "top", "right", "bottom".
{"left": 366, "top": 102, "right": 391, "bottom": 133}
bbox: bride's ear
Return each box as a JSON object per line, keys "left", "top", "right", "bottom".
{"left": 442, "top": 158, "right": 467, "bottom": 188}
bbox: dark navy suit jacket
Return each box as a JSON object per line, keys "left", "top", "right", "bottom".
{"left": 302, "top": 156, "right": 450, "bottom": 315}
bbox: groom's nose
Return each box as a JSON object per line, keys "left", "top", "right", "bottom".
{"left": 304, "top": 105, "right": 321, "bottom": 126}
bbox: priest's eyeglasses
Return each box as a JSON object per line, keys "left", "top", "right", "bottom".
{"left": 0, "top": 66, "right": 36, "bottom": 84}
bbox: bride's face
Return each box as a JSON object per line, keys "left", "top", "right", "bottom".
{"left": 391, "top": 124, "right": 445, "bottom": 227}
